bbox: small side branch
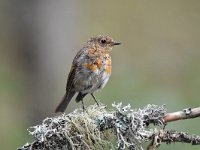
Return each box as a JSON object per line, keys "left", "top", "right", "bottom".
{"left": 148, "top": 130, "right": 200, "bottom": 150}
{"left": 160, "top": 130, "right": 200, "bottom": 145}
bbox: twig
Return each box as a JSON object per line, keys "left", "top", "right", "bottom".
{"left": 148, "top": 130, "right": 200, "bottom": 150}
{"left": 164, "top": 107, "right": 200, "bottom": 123}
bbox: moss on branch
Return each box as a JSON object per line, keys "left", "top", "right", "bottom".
{"left": 18, "top": 103, "right": 200, "bottom": 150}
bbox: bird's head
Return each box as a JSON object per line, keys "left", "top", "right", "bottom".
{"left": 87, "top": 35, "right": 121, "bottom": 51}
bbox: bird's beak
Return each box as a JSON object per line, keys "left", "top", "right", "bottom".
{"left": 111, "top": 41, "right": 121, "bottom": 46}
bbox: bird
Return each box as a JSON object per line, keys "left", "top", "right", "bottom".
{"left": 55, "top": 35, "right": 121, "bottom": 113}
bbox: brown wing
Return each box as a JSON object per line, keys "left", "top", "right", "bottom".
{"left": 55, "top": 65, "right": 77, "bottom": 113}
{"left": 66, "top": 47, "right": 86, "bottom": 91}
{"left": 65, "top": 65, "right": 76, "bottom": 92}
{"left": 55, "top": 48, "right": 87, "bottom": 112}
{"left": 72, "top": 47, "right": 87, "bottom": 65}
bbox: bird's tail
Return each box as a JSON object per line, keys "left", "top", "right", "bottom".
{"left": 55, "top": 91, "right": 76, "bottom": 113}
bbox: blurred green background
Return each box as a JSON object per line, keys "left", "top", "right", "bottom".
{"left": 0, "top": 0, "right": 200, "bottom": 149}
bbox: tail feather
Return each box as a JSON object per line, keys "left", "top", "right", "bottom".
{"left": 55, "top": 91, "right": 76, "bottom": 113}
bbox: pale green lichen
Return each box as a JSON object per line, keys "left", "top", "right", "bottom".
{"left": 18, "top": 103, "right": 166, "bottom": 150}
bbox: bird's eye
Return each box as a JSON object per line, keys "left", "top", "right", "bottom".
{"left": 101, "top": 39, "right": 106, "bottom": 44}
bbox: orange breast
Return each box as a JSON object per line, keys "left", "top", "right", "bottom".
{"left": 95, "top": 58, "right": 102, "bottom": 69}
{"left": 84, "top": 63, "right": 98, "bottom": 72}
{"left": 105, "top": 58, "right": 112, "bottom": 75}
{"left": 105, "top": 66, "right": 112, "bottom": 74}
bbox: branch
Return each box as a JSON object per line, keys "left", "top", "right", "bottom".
{"left": 164, "top": 107, "right": 200, "bottom": 123}
{"left": 148, "top": 130, "right": 200, "bottom": 150}
{"left": 18, "top": 103, "right": 200, "bottom": 150}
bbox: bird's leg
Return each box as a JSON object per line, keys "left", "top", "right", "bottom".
{"left": 81, "top": 100, "right": 86, "bottom": 111}
{"left": 91, "top": 93, "right": 99, "bottom": 106}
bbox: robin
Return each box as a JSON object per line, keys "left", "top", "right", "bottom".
{"left": 55, "top": 35, "right": 121, "bottom": 113}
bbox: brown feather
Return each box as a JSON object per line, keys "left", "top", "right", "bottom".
{"left": 55, "top": 65, "right": 76, "bottom": 113}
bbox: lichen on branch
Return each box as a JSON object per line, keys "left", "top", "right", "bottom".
{"left": 18, "top": 103, "right": 200, "bottom": 150}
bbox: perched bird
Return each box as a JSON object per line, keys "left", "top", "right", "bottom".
{"left": 55, "top": 35, "right": 120, "bottom": 113}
